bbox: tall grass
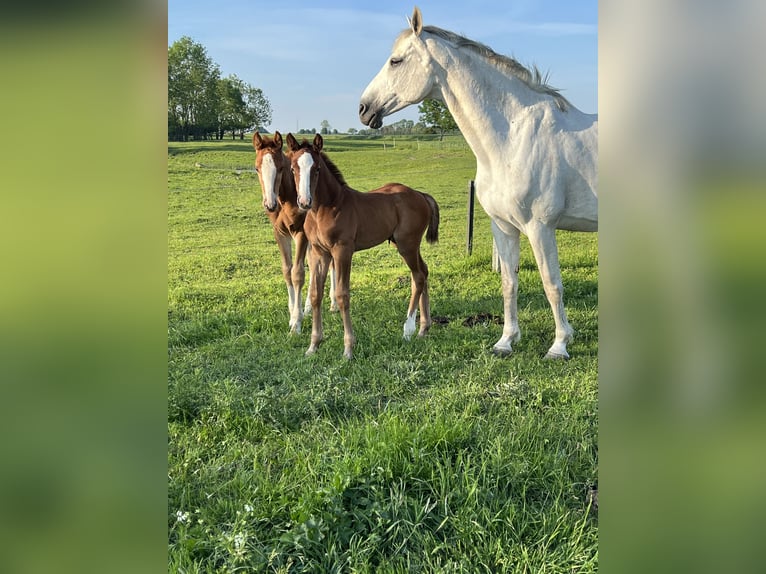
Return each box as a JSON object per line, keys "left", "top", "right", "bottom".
{"left": 168, "top": 134, "right": 598, "bottom": 572}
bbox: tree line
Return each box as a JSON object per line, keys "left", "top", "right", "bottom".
{"left": 168, "top": 37, "right": 457, "bottom": 141}
{"left": 168, "top": 36, "right": 272, "bottom": 141}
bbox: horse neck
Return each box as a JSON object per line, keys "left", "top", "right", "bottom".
{"left": 313, "top": 155, "right": 345, "bottom": 208}
{"left": 427, "top": 39, "right": 557, "bottom": 164}
{"left": 277, "top": 153, "right": 298, "bottom": 207}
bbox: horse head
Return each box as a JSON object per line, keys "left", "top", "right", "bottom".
{"left": 286, "top": 133, "right": 323, "bottom": 211}
{"left": 253, "top": 131, "right": 285, "bottom": 212}
{"left": 359, "top": 6, "right": 436, "bottom": 129}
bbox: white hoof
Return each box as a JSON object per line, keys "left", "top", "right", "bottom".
{"left": 403, "top": 312, "right": 417, "bottom": 340}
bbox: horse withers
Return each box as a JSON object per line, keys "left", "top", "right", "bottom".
{"left": 286, "top": 132, "right": 439, "bottom": 360}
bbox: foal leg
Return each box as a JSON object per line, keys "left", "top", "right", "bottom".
{"left": 398, "top": 244, "right": 429, "bottom": 340}
{"left": 526, "top": 222, "right": 574, "bottom": 359}
{"left": 331, "top": 248, "right": 355, "bottom": 359}
{"left": 291, "top": 232, "right": 309, "bottom": 334}
{"left": 306, "top": 247, "right": 331, "bottom": 356}
{"left": 328, "top": 262, "right": 338, "bottom": 312}
{"left": 274, "top": 232, "right": 299, "bottom": 334}
{"left": 304, "top": 250, "right": 337, "bottom": 313}
{"left": 491, "top": 221, "right": 522, "bottom": 356}
{"left": 304, "top": 244, "right": 313, "bottom": 315}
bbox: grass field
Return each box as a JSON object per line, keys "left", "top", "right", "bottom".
{"left": 168, "top": 134, "right": 598, "bottom": 572}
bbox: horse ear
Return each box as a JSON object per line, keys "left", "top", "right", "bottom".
{"left": 313, "top": 133, "right": 324, "bottom": 152}
{"left": 410, "top": 6, "right": 423, "bottom": 36}
{"left": 253, "top": 131, "right": 263, "bottom": 149}
{"left": 274, "top": 131, "right": 283, "bottom": 149}
{"left": 286, "top": 133, "right": 299, "bottom": 151}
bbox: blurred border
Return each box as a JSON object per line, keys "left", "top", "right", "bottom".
{"left": 600, "top": 0, "right": 766, "bottom": 571}
{"left": 0, "top": 2, "right": 167, "bottom": 573}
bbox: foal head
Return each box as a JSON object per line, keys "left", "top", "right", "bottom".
{"left": 253, "top": 131, "right": 286, "bottom": 212}
{"left": 286, "top": 133, "right": 324, "bottom": 211}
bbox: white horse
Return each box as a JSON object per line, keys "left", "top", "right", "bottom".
{"left": 359, "top": 7, "right": 597, "bottom": 359}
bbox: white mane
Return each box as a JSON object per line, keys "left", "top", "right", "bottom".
{"left": 401, "top": 25, "right": 571, "bottom": 112}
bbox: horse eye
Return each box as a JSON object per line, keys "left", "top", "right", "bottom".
{"left": 390, "top": 57, "right": 403, "bottom": 66}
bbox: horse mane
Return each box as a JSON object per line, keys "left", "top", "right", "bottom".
{"left": 406, "top": 25, "right": 571, "bottom": 112}
{"left": 294, "top": 138, "right": 348, "bottom": 186}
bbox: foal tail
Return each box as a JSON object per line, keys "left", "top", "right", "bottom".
{"left": 422, "top": 193, "right": 440, "bottom": 244}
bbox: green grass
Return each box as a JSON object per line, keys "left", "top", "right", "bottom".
{"left": 168, "top": 134, "right": 598, "bottom": 572}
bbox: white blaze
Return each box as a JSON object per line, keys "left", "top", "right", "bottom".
{"left": 296, "top": 152, "right": 314, "bottom": 207}
{"left": 260, "top": 154, "right": 278, "bottom": 208}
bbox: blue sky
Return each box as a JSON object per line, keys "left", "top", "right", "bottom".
{"left": 168, "top": 0, "right": 597, "bottom": 133}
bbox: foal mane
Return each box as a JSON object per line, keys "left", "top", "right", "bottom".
{"left": 294, "top": 139, "right": 348, "bottom": 186}
{"left": 405, "top": 25, "right": 571, "bottom": 112}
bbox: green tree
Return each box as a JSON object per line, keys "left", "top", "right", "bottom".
{"left": 417, "top": 99, "right": 458, "bottom": 140}
{"left": 216, "top": 75, "right": 246, "bottom": 140}
{"left": 168, "top": 36, "right": 221, "bottom": 141}
{"left": 242, "top": 86, "right": 272, "bottom": 137}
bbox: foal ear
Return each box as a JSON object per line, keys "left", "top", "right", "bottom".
{"left": 286, "top": 133, "right": 299, "bottom": 152}
{"left": 410, "top": 6, "right": 423, "bottom": 36}
{"left": 253, "top": 131, "right": 263, "bottom": 149}
{"left": 313, "top": 133, "right": 324, "bottom": 152}
{"left": 274, "top": 131, "right": 283, "bottom": 149}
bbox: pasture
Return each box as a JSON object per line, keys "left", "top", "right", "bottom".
{"left": 168, "top": 134, "right": 598, "bottom": 572}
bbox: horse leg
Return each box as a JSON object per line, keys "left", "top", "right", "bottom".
{"left": 304, "top": 244, "right": 313, "bottom": 315}
{"left": 291, "top": 232, "right": 309, "bottom": 334}
{"left": 416, "top": 254, "right": 431, "bottom": 337}
{"left": 328, "top": 262, "right": 338, "bottom": 312}
{"left": 397, "top": 243, "right": 429, "bottom": 339}
{"left": 526, "top": 222, "right": 574, "bottom": 359}
{"left": 306, "top": 247, "right": 330, "bottom": 356}
{"left": 274, "top": 231, "right": 298, "bottom": 334}
{"left": 491, "top": 221, "right": 522, "bottom": 356}
{"left": 331, "top": 247, "right": 355, "bottom": 359}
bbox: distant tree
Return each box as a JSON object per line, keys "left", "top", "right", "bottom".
{"left": 417, "top": 99, "right": 458, "bottom": 140}
{"left": 320, "top": 120, "right": 332, "bottom": 135}
{"left": 383, "top": 118, "right": 414, "bottom": 135}
{"left": 242, "top": 86, "right": 272, "bottom": 137}
{"left": 168, "top": 36, "right": 221, "bottom": 141}
{"left": 168, "top": 37, "right": 272, "bottom": 141}
{"left": 347, "top": 128, "right": 358, "bottom": 135}
{"left": 216, "top": 75, "right": 246, "bottom": 140}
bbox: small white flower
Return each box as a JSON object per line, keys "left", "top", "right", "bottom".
{"left": 234, "top": 532, "right": 246, "bottom": 550}
{"left": 244, "top": 504, "right": 254, "bottom": 513}
{"left": 176, "top": 510, "right": 190, "bottom": 523}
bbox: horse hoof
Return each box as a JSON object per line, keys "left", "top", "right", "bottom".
{"left": 305, "top": 347, "right": 317, "bottom": 357}
{"left": 544, "top": 351, "right": 569, "bottom": 360}
{"left": 492, "top": 347, "right": 513, "bottom": 358}
{"left": 343, "top": 350, "right": 353, "bottom": 360}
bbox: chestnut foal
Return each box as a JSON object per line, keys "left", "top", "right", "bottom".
{"left": 253, "top": 131, "right": 335, "bottom": 334}
{"left": 286, "top": 133, "right": 439, "bottom": 359}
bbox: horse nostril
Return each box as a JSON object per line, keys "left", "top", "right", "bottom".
{"left": 359, "top": 103, "right": 366, "bottom": 115}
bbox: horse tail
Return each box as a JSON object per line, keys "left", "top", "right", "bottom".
{"left": 422, "top": 193, "right": 440, "bottom": 244}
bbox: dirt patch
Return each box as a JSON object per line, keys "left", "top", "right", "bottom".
{"left": 462, "top": 313, "right": 502, "bottom": 327}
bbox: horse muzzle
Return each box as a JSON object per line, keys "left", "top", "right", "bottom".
{"left": 359, "top": 103, "right": 383, "bottom": 129}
